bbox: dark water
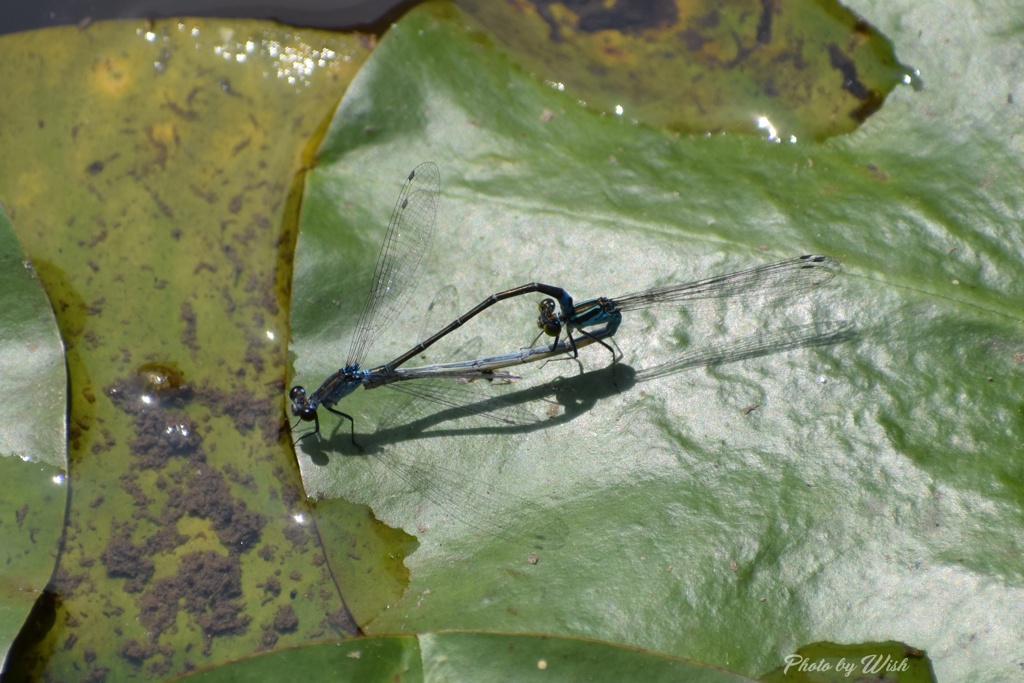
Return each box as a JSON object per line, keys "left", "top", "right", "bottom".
{"left": 3, "top": 0, "right": 411, "bottom": 36}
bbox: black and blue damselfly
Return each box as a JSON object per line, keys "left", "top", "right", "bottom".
{"left": 290, "top": 164, "right": 841, "bottom": 443}
{"left": 367, "top": 255, "right": 842, "bottom": 388}
{"left": 289, "top": 163, "right": 577, "bottom": 445}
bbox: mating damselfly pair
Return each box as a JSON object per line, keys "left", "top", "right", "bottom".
{"left": 289, "top": 162, "right": 843, "bottom": 445}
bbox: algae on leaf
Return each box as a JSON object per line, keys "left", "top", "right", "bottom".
{"left": 456, "top": 0, "right": 919, "bottom": 139}
{"left": 0, "top": 18, "right": 370, "bottom": 682}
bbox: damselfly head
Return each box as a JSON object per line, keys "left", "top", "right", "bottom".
{"left": 537, "top": 298, "right": 562, "bottom": 337}
{"left": 289, "top": 386, "right": 317, "bottom": 421}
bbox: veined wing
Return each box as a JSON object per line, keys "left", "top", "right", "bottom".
{"left": 346, "top": 162, "right": 440, "bottom": 367}
{"left": 612, "top": 254, "right": 840, "bottom": 312}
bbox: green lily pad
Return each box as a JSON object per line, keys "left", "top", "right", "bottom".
{"left": 174, "top": 632, "right": 758, "bottom": 682}
{"left": 0, "top": 208, "right": 67, "bottom": 672}
{"left": 288, "top": 3, "right": 1024, "bottom": 682}
{"left": 0, "top": 212, "right": 66, "bottom": 471}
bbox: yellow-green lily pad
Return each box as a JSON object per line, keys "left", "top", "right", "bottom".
{"left": 455, "top": 0, "right": 918, "bottom": 139}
